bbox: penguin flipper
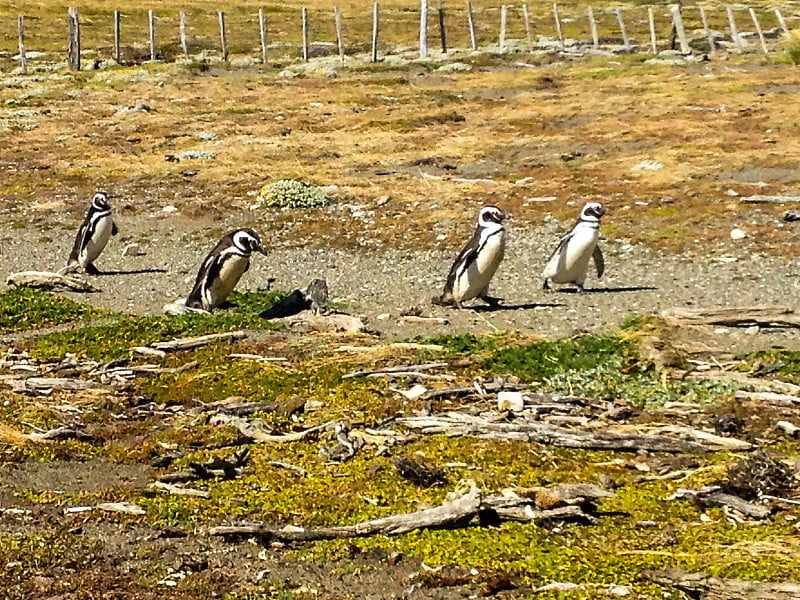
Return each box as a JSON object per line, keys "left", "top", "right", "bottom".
{"left": 593, "top": 244, "right": 605, "bottom": 278}
{"left": 185, "top": 254, "right": 218, "bottom": 310}
{"left": 442, "top": 241, "right": 479, "bottom": 299}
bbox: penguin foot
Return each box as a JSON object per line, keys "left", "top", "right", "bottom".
{"left": 542, "top": 279, "right": 552, "bottom": 291}
{"left": 84, "top": 263, "right": 101, "bottom": 276}
{"left": 575, "top": 284, "right": 585, "bottom": 293}
{"left": 59, "top": 264, "right": 80, "bottom": 276}
{"left": 480, "top": 295, "right": 503, "bottom": 307}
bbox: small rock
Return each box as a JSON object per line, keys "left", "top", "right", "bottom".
{"left": 631, "top": 159, "right": 663, "bottom": 172}
{"left": 376, "top": 313, "right": 390, "bottom": 320}
{"left": 497, "top": 391, "right": 525, "bottom": 412}
{"left": 725, "top": 189, "right": 739, "bottom": 197}
{"left": 122, "top": 243, "right": 143, "bottom": 257}
{"left": 744, "top": 325, "right": 759, "bottom": 335}
{"left": 162, "top": 205, "right": 178, "bottom": 213}
{"left": 730, "top": 227, "right": 747, "bottom": 240}
{"left": 395, "top": 384, "right": 428, "bottom": 400}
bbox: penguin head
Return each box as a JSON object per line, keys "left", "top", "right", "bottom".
{"left": 477, "top": 206, "right": 507, "bottom": 227}
{"left": 232, "top": 228, "right": 268, "bottom": 256}
{"left": 580, "top": 202, "right": 606, "bottom": 221}
{"left": 91, "top": 192, "right": 111, "bottom": 211}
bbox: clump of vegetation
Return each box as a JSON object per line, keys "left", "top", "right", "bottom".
{"left": 0, "top": 287, "right": 109, "bottom": 333}
{"left": 29, "top": 290, "right": 285, "bottom": 361}
{"left": 780, "top": 30, "right": 800, "bottom": 65}
{"left": 255, "top": 179, "right": 329, "bottom": 209}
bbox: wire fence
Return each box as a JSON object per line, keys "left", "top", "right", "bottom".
{"left": 3, "top": 2, "right": 798, "bottom": 73}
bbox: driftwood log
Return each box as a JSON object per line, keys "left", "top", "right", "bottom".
{"left": 6, "top": 270, "right": 98, "bottom": 293}
{"left": 689, "top": 371, "right": 800, "bottom": 396}
{"left": 397, "top": 412, "right": 751, "bottom": 453}
{"left": 0, "top": 375, "right": 114, "bottom": 395}
{"left": 211, "top": 485, "right": 609, "bottom": 543}
{"left": 131, "top": 331, "right": 247, "bottom": 356}
{"left": 641, "top": 568, "right": 800, "bottom": 599}
{"left": 662, "top": 306, "right": 800, "bottom": 328}
{"left": 740, "top": 195, "right": 800, "bottom": 204}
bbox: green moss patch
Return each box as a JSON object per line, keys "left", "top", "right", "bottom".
{"left": 0, "top": 287, "right": 109, "bottom": 333}
{"left": 28, "top": 290, "right": 285, "bottom": 361}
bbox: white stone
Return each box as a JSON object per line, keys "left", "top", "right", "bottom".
{"left": 631, "top": 159, "right": 664, "bottom": 172}
{"left": 497, "top": 391, "right": 525, "bottom": 412}
{"left": 376, "top": 313, "right": 390, "bottom": 320}
{"left": 730, "top": 227, "right": 747, "bottom": 240}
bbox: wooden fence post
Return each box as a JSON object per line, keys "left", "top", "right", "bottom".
{"left": 371, "top": 2, "right": 380, "bottom": 62}
{"left": 648, "top": 7, "right": 657, "bottom": 53}
{"left": 553, "top": 4, "right": 564, "bottom": 51}
{"left": 615, "top": 8, "right": 630, "bottom": 51}
{"left": 148, "top": 9, "right": 156, "bottom": 61}
{"left": 438, "top": 0, "right": 447, "bottom": 53}
{"left": 219, "top": 12, "right": 228, "bottom": 61}
{"left": 420, "top": 0, "right": 429, "bottom": 58}
{"left": 334, "top": 7, "right": 345, "bottom": 63}
{"left": 775, "top": 9, "right": 789, "bottom": 35}
{"left": 113, "top": 10, "right": 120, "bottom": 63}
{"left": 302, "top": 7, "right": 309, "bottom": 61}
{"left": 670, "top": 5, "right": 690, "bottom": 54}
{"left": 522, "top": 4, "right": 533, "bottom": 51}
{"left": 699, "top": 6, "right": 715, "bottom": 54}
{"left": 259, "top": 9, "right": 268, "bottom": 63}
{"left": 180, "top": 11, "right": 188, "bottom": 58}
{"left": 499, "top": 5, "right": 507, "bottom": 50}
{"left": 67, "top": 7, "right": 80, "bottom": 70}
{"left": 587, "top": 6, "right": 599, "bottom": 49}
{"left": 726, "top": 6, "right": 743, "bottom": 52}
{"left": 466, "top": 1, "right": 477, "bottom": 51}
{"left": 748, "top": 8, "right": 767, "bottom": 54}
{"left": 17, "top": 16, "right": 27, "bottom": 74}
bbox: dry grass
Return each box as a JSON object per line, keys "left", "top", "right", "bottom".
{"left": 1, "top": 5, "right": 800, "bottom": 256}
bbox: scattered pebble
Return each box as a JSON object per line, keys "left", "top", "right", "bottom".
{"left": 730, "top": 227, "right": 747, "bottom": 240}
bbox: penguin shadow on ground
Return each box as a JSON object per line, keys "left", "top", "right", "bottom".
{"left": 93, "top": 267, "right": 168, "bottom": 276}
{"left": 468, "top": 301, "right": 565, "bottom": 313}
{"left": 554, "top": 285, "right": 657, "bottom": 294}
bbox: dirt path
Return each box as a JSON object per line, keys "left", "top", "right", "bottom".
{"left": 4, "top": 211, "right": 800, "bottom": 349}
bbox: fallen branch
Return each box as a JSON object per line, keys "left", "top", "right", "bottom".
{"left": 342, "top": 363, "right": 449, "bottom": 379}
{"left": 662, "top": 306, "right": 800, "bottom": 328}
{"left": 397, "top": 412, "right": 750, "bottom": 453}
{"left": 399, "top": 315, "right": 449, "bottom": 325}
{"left": 668, "top": 487, "right": 771, "bottom": 519}
{"left": 689, "top": 371, "right": 800, "bottom": 396}
{"left": 6, "top": 270, "right": 98, "bottom": 293}
{"left": 149, "top": 481, "right": 211, "bottom": 498}
{"left": 740, "top": 195, "right": 800, "bottom": 204}
{"left": 211, "top": 485, "right": 606, "bottom": 543}
{"left": 209, "top": 414, "right": 329, "bottom": 443}
{"left": 0, "top": 375, "right": 113, "bottom": 395}
{"left": 735, "top": 390, "right": 800, "bottom": 406}
{"left": 641, "top": 568, "right": 800, "bottom": 599}
{"left": 132, "top": 331, "right": 247, "bottom": 355}
{"left": 25, "top": 426, "right": 94, "bottom": 442}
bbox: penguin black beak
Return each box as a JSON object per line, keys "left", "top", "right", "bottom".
{"left": 256, "top": 245, "right": 269, "bottom": 256}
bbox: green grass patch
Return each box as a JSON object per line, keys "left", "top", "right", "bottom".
{"left": 29, "top": 290, "right": 285, "bottom": 361}
{"left": 0, "top": 287, "right": 110, "bottom": 333}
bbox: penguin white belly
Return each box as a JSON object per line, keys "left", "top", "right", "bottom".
{"left": 452, "top": 232, "right": 505, "bottom": 302}
{"left": 544, "top": 228, "right": 598, "bottom": 285}
{"left": 81, "top": 216, "right": 114, "bottom": 266}
{"left": 204, "top": 255, "right": 250, "bottom": 309}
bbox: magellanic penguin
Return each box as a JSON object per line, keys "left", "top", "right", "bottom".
{"left": 63, "top": 192, "right": 118, "bottom": 275}
{"left": 542, "top": 202, "right": 606, "bottom": 292}
{"left": 185, "top": 228, "right": 268, "bottom": 312}
{"left": 434, "top": 205, "right": 508, "bottom": 308}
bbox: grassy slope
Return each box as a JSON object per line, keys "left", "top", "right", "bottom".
{"left": 0, "top": 289, "right": 799, "bottom": 598}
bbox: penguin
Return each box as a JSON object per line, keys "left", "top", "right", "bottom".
{"left": 542, "top": 201, "right": 606, "bottom": 292}
{"left": 185, "top": 228, "right": 268, "bottom": 312}
{"left": 434, "top": 205, "right": 507, "bottom": 308}
{"left": 64, "top": 192, "right": 118, "bottom": 275}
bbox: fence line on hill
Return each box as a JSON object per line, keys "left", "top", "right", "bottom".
{"left": 6, "top": 2, "right": 797, "bottom": 72}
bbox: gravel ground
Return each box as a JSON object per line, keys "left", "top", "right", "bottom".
{"left": 4, "top": 212, "right": 800, "bottom": 350}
